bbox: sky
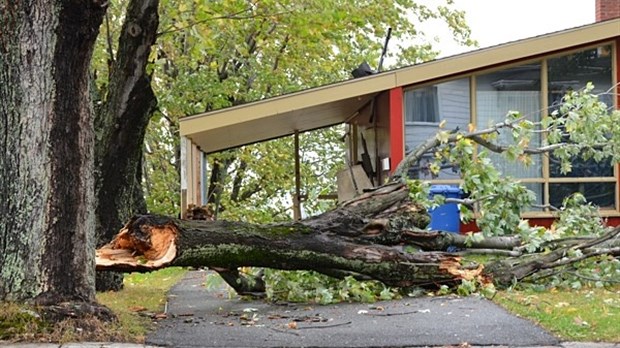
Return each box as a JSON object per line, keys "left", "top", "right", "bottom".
{"left": 426, "top": 0, "right": 596, "bottom": 57}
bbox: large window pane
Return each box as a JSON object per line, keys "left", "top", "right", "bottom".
{"left": 405, "top": 78, "right": 470, "bottom": 180}
{"left": 405, "top": 86, "right": 439, "bottom": 123}
{"left": 549, "top": 182, "right": 615, "bottom": 209}
{"left": 548, "top": 45, "right": 613, "bottom": 110}
{"left": 547, "top": 46, "right": 615, "bottom": 209}
{"left": 476, "top": 63, "right": 543, "bottom": 176}
{"left": 548, "top": 45, "right": 614, "bottom": 179}
{"left": 548, "top": 156, "right": 613, "bottom": 178}
{"left": 523, "top": 182, "right": 544, "bottom": 209}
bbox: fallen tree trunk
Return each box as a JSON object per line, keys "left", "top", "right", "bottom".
{"left": 96, "top": 183, "right": 486, "bottom": 289}
{"left": 96, "top": 182, "right": 620, "bottom": 292}
{"left": 96, "top": 213, "right": 482, "bottom": 288}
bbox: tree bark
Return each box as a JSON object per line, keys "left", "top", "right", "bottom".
{"left": 0, "top": 0, "right": 106, "bottom": 303}
{"left": 94, "top": 0, "right": 159, "bottom": 291}
{"left": 97, "top": 182, "right": 620, "bottom": 291}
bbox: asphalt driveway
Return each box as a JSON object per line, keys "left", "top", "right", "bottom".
{"left": 147, "top": 270, "right": 559, "bottom": 348}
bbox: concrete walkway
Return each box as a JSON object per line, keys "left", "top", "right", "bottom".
{"left": 2, "top": 343, "right": 619, "bottom": 348}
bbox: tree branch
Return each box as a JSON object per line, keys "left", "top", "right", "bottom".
{"left": 392, "top": 117, "right": 526, "bottom": 180}
{"left": 230, "top": 160, "right": 248, "bottom": 203}
{"left": 104, "top": 11, "right": 115, "bottom": 68}
{"left": 157, "top": 7, "right": 255, "bottom": 37}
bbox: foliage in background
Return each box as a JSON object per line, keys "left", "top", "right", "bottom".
{"left": 122, "top": 0, "right": 473, "bottom": 217}
{"left": 205, "top": 128, "right": 347, "bottom": 222}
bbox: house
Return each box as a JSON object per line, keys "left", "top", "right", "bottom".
{"left": 179, "top": 1, "right": 620, "bottom": 228}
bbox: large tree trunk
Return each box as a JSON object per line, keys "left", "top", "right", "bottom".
{"left": 97, "top": 184, "right": 474, "bottom": 289}
{"left": 97, "top": 182, "right": 620, "bottom": 292}
{"left": 94, "top": 0, "right": 159, "bottom": 291}
{"left": 0, "top": 1, "right": 106, "bottom": 303}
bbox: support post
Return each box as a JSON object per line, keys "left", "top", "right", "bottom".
{"left": 193, "top": 144, "right": 202, "bottom": 205}
{"left": 180, "top": 136, "right": 189, "bottom": 218}
{"left": 389, "top": 87, "right": 404, "bottom": 174}
{"left": 293, "top": 131, "right": 302, "bottom": 220}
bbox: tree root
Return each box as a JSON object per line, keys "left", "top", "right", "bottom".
{"left": 36, "top": 302, "right": 116, "bottom": 323}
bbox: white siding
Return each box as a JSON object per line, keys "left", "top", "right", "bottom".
{"left": 405, "top": 78, "right": 470, "bottom": 180}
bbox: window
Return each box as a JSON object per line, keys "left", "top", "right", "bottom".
{"left": 404, "top": 86, "right": 439, "bottom": 123}
{"left": 475, "top": 63, "right": 544, "bottom": 207}
{"left": 404, "top": 78, "right": 471, "bottom": 180}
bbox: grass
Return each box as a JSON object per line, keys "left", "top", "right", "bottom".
{"left": 493, "top": 285, "right": 620, "bottom": 342}
{"left": 96, "top": 267, "right": 188, "bottom": 342}
{"left": 0, "top": 267, "right": 187, "bottom": 344}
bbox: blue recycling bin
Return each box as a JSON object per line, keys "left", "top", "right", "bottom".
{"left": 428, "top": 185, "right": 462, "bottom": 233}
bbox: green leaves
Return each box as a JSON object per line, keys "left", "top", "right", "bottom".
{"left": 552, "top": 193, "right": 609, "bottom": 238}
{"left": 435, "top": 130, "right": 451, "bottom": 144}
{"left": 444, "top": 139, "right": 535, "bottom": 237}
{"left": 263, "top": 270, "right": 398, "bottom": 304}
{"left": 108, "top": 0, "right": 475, "bottom": 217}
{"left": 544, "top": 83, "right": 620, "bottom": 174}
{"left": 406, "top": 179, "right": 432, "bottom": 208}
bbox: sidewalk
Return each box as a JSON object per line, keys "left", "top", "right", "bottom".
{"left": 2, "top": 342, "right": 619, "bottom": 347}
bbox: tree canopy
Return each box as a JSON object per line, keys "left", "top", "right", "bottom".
{"left": 90, "top": 0, "right": 475, "bottom": 221}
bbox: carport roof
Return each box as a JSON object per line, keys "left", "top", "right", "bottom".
{"left": 180, "top": 18, "right": 619, "bottom": 154}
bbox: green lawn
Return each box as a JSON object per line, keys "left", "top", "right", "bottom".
{"left": 0, "top": 267, "right": 187, "bottom": 343}
{"left": 494, "top": 286, "right": 620, "bottom": 342}
{"left": 97, "top": 267, "right": 188, "bottom": 341}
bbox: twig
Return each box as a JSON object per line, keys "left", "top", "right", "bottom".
{"left": 365, "top": 310, "right": 427, "bottom": 317}
{"left": 445, "top": 194, "right": 497, "bottom": 207}
{"left": 393, "top": 116, "right": 526, "bottom": 180}
{"left": 531, "top": 204, "right": 560, "bottom": 211}
{"left": 541, "top": 246, "right": 620, "bottom": 270}
{"left": 157, "top": 7, "right": 252, "bottom": 36}
{"left": 455, "top": 249, "right": 522, "bottom": 257}
{"left": 297, "top": 321, "right": 352, "bottom": 329}
{"left": 157, "top": 8, "right": 293, "bottom": 37}
{"left": 540, "top": 236, "right": 594, "bottom": 249}
{"left": 566, "top": 271, "right": 620, "bottom": 284}
{"left": 104, "top": 11, "right": 115, "bottom": 65}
